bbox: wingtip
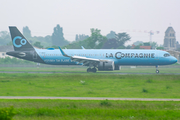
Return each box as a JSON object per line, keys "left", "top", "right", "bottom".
{"left": 81, "top": 46, "right": 85, "bottom": 49}
{"left": 58, "top": 46, "right": 69, "bottom": 57}
{"left": 58, "top": 46, "right": 64, "bottom": 54}
{"left": 9, "top": 26, "right": 17, "bottom": 28}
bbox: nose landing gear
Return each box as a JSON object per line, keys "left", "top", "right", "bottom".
{"left": 156, "top": 65, "right": 159, "bottom": 74}
{"left": 87, "top": 67, "right": 97, "bottom": 73}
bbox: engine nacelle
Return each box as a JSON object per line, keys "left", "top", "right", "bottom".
{"left": 98, "top": 61, "right": 114, "bottom": 71}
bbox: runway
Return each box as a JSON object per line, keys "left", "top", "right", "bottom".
{"left": 0, "top": 71, "right": 180, "bottom": 75}
{"left": 0, "top": 96, "right": 180, "bottom": 101}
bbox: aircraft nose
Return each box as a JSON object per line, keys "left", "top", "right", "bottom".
{"left": 171, "top": 56, "right": 177, "bottom": 64}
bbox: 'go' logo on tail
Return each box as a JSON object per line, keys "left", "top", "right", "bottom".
{"left": 13, "top": 36, "right": 27, "bottom": 48}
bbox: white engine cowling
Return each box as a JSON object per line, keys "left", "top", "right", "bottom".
{"left": 98, "top": 61, "right": 115, "bottom": 71}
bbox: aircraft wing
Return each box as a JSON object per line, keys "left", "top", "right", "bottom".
{"left": 58, "top": 47, "right": 109, "bottom": 66}
{"left": 71, "top": 55, "right": 108, "bottom": 66}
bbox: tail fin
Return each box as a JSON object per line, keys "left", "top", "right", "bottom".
{"left": 9, "top": 26, "right": 34, "bottom": 51}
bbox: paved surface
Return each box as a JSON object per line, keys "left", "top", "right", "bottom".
{"left": 0, "top": 96, "right": 180, "bottom": 101}
{"left": 0, "top": 71, "right": 180, "bottom": 75}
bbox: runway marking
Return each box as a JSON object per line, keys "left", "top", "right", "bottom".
{"left": 0, "top": 96, "right": 180, "bottom": 101}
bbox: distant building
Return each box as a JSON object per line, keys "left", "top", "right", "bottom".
{"left": 164, "top": 26, "right": 176, "bottom": 50}
{"left": 139, "top": 46, "right": 151, "bottom": 49}
{"left": 176, "top": 41, "right": 180, "bottom": 51}
{"left": 0, "top": 46, "right": 13, "bottom": 58}
{"left": 131, "top": 44, "right": 151, "bottom": 49}
{"left": 131, "top": 44, "right": 135, "bottom": 49}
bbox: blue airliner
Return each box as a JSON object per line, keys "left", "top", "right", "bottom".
{"left": 6, "top": 26, "right": 177, "bottom": 73}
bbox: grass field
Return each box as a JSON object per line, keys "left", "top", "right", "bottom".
{"left": 1, "top": 72, "right": 180, "bottom": 119}
{"left": 1, "top": 99, "right": 180, "bottom": 120}
{"left": 0, "top": 73, "right": 180, "bottom": 98}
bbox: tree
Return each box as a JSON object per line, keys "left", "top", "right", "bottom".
{"left": 106, "top": 31, "right": 116, "bottom": 39}
{"left": 23, "top": 26, "right": 31, "bottom": 38}
{"left": 126, "top": 45, "right": 131, "bottom": 49}
{"left": 102, "top": 38, "right": 119, "bottom": 49}
{"left": 33, "top": 42, "right": 43, "bottom": 48}
{"left": 0, "top": 31, "right": 11, "bottom": 46}
{"left": 63, "top": 28, "right": 107, "bottom": 49}
{"left": 75, "top": 34, "right": 78, "bottom": 41}
{"left": 150, "top": 42, "right": 158, "bottom": 49}
{"left": 143, "top": 42, "right": 150, "bottom": 46}
{"left": 102, "top": 32, "right": 131, "bottom": 49}
{"left": 86, "top": 28, "right": 107, "bottom": 49}
{"left": 156, "top": 47, "right": 164, "bottom": 50}
{"left": 52, "top": 24, "right": 69, "bottom": 47}
{"left": 134, "top": 44, "right": 142, "bottom": 49}
{"left": 115, "top": 32, "right": 131, "bottom": 48}
{"left": 75, "top": 34, "right": 89, "bottom": 41}
{"left": 133, "top": 41, "right": 143, "bottom": 46}
{"left": 30, "top": 35, "right": 52, "bottom": 48}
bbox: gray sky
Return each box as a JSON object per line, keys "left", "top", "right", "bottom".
{"left": 0, "top": 0, "right": 180, "bottom": 45}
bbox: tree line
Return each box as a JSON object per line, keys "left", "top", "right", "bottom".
{"left": 0, "top": 25, "right": 69, "bottom": 48}
{"left": 63, "top": 29, "right": 131, "bottom": 49}
{"left": 0, "top": 24, "right": 164, "bottom": 50}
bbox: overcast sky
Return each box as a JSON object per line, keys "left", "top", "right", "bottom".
{"left": 0, "top": 0, "right": 180, "bottom": 45}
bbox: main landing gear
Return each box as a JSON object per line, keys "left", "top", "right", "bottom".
{"left": 87, "top": 67, "right": 97, "bottom": 73}
{"left": 156, "top": 65, "right": 159, "bottom": 74}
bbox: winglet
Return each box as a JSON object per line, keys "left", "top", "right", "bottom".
{"left": 81, "top": 46, "right": 85, "bottom": 49}
{"left": 58, "top": 46, "right": 70, "bottom": 57}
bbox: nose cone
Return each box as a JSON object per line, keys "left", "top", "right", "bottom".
{"left": 170, "top": 56, "right": 177, "bottom": 64}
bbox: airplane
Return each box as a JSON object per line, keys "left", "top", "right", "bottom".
{"left": 6, "top": 26, "right": 177, "bottom": 73}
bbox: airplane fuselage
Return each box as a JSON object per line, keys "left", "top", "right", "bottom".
{"left": 7, "top": 48, "right": 177, "bottom": 66}
{"left": 37, "top": 49, "right": 177, "bottom": 66}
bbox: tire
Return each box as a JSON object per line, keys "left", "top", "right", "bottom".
{"left": 156, "top": 70, "right": 159, "bottom": 74}
{"left": 92, "top": 68, "right": 97, "bottom": 73}
{"left": 87, "top": 68, "right": 91, "bottom": 72}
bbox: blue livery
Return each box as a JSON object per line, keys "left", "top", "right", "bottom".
{"left": 7, "top": 26, "right": 177, "bottom": 73}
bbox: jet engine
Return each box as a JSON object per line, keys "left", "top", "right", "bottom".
{"left": 98, "top": 61, "right": 114, "bottom": 71}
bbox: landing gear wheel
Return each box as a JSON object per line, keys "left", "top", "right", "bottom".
{"left": 156, "top": 70, "right": 159, "bottom": 74}
{"left": 87, "top": 68, "right": 92, "bottom": 72}
{"left": 92, "top": 68, "right": 97, "bottom": 73}
{"left": 155, "top": 65, "right": 159, "bottom": 74}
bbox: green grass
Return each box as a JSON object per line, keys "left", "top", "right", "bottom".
{"left": 1, "top": 73, "right": 180, "bottom": 119}
{"left": 0, "top": 73, "right": 180, "bottom": 98}
{"left": 1, "top": 99, "right": 180, "bottom": 120}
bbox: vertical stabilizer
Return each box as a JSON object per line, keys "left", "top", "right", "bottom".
{"left": 9, "top": 26, "right": 34, "bottom": 51}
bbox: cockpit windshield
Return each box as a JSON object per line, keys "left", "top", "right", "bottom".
{"left": 164, "top": 53, "right": 170, "bottom": 57}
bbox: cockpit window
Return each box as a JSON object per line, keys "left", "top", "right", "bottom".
{"left": 164, "top": 53, "right": 170, "bottom": 57}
